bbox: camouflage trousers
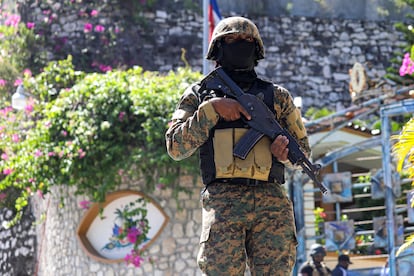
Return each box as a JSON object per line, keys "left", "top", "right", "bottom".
{"left": 197, "top": 181, "right": 297, "bottom": 276}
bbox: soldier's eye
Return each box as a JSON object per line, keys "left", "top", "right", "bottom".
{"left": 224, "top": 36, "right": 254, "bottom": 43}
{"left": 224, "top": 36, "right": 237, "bottom": 43}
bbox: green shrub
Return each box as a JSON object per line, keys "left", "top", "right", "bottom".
{"left": 0, "top": 57, "right": 202, "bottom": 226}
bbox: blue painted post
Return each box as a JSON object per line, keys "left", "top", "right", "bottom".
{"left": 202, "top": 0, "right": 209, "bottom": 75}
{"left": 293, "top": 170, "right": 306, "bottom": 274}
{"left": 381, "top": 106, "right": 396, "bottom": 276}
{"left": 381, "top": 98, "right": 414, "bottom": 276}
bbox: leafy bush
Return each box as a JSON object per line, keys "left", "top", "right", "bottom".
{"left": 0, "top": 56, "right": 202, "bottom": 226}
{"left": 0, "top": 11, "right": 47, "bottom": 101}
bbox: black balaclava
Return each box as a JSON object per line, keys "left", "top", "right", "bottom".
{"left": 217, "top": 39, "right": 257, "bottom": 86}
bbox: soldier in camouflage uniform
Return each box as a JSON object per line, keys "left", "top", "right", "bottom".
{"left": 166, "top": 16, "right": 311, "bottom": 275}
{"left": 299, "top": 244, "right": 332, "bottom": 276}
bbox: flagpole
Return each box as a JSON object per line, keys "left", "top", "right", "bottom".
{"left": 202, "top": 0, "right": 209, "bottom": 75}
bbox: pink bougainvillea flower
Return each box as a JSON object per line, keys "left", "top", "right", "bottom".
{"left": 49, "top": 14, "right": 57, "bottom": 22}
{"left": 84, "top": 23, "right": 93, "bottom": 33}
{"left": 0, "top": 107, "right": 12, "bottom": 117}
{"left": 131, "top": 254, "right": 144, "bottom": 267}
{"left": 78, "top": 148, "right": 86, "bottom": 159}
{"left": 34, "top": 149, "right": 43, "bottom": 157}
{"left": 48, "top": 152, "right": 56, "bottom": 157}
{"left": 79, "top": 200, "right": 92, "bottom": 210}
{"left": 12, "top": 134, "right": 19, "bottom": 143}
{"left": 118, "top": 111, "right": 126, "bottom": 121}
{"left": 5, "top": 14, "right": 20, "bottom": 27}
{"left": 0, "top": 79, "right": 7, "bottom": 86}
{"left": 25, "top": 104, "right": 34, "bottom": 114}
{"left": 3, "top": 168, "right": 13, "bottom": 175}
{"left": 125, "top": 251, "right": 144, "bottom": 268}
{"left": 14, "top": 79, "right": 23, "bottom": 86}
{"left": 1, "top": 153, "right": 8, "bottom": 160}
{"left": 26, "top": 22, "right": 35, "bottom": 29}
{"left": 98, "top": 64, "right": 112, "bottom": 72}
{"left": 61, "top": 130, "right": 67, "bottom": 136}
{"left": 0, "top": 193, "right": 6, "bottom": 201}
{"left": 94, "top": 25, "right": 105, "bottom": 32}
{"left": 400, "top": 53, "right": 414, "bottom": 76}
{"left": 23, "top": 68, "right": 32, "bottom": 78}
{"left": 25, "top": 98, "right": 35, "bottom": 114}
{"left": 90, "top": 10, "right": 99, "bottom": 16}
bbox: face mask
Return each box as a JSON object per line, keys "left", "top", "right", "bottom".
{"left": 219, "top": 40, "right": 256, "bottom": 70}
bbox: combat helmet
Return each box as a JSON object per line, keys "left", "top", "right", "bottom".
{"left": 206, "top": 16, "right": 265, "bottom": 61}
{"left": 310, "top": 243, "right": 326, "bottom": 257}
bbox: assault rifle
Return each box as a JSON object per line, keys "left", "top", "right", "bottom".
{"left": 202, "top": 67, "right": 328, "bottom": 195}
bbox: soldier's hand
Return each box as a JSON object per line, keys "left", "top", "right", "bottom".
{"left": 210, "top": 98, "right": 251, "bottom": 121}
{"left": 271, "top": 135, "right": 289, "bottom": 162}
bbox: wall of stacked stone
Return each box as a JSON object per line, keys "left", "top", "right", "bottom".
{"left": 30, "top": 176, "right": 203, "bottom": 275}
{"left": 16, "top": 2, "right": 404, "bottom": 111}
{"left": 0, "top": 207, "right": 36, "bottom": 276}
{"left": 0, "top": 3, "right": 407, "bottom": 275}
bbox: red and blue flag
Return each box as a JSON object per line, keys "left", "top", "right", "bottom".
{"left": 208, "top": 0, "right": 222, "bottom": 41}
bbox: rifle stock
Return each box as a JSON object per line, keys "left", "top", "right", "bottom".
{"left": 202, "top": 67, "right": 328, "bottom": 195}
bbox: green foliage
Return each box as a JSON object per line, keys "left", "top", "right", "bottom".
{"left": 304, "top": 107, "right": 334, "bottom": 120}
{"left": 0, "top": 12, "right": 48, "bottom": 101}
{"left": 313, "top": 207, "right": 326, "bottom": 244}
{"left": 24, "top": 55, "right": 86, "bottom": 102}
{"left": 0, "top": 21, "right": 46, "bottom": 74}
{"left": 0, "top": 57, "right": 202, "bottom": 226}
{"left": 0, "top": 60, "right": 19, "bottom": 103}
{"left": 0, "top": 23, "right": 43, "bottom": 74}
{"left": 393, "top": 117, "right": 414, "bottom": 175}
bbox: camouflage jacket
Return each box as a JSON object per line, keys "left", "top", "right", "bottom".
{"left": 165, "top": 79, "right": 311, "bottom": 163}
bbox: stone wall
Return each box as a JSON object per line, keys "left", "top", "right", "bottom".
{"left": 31, "top": 177, "right": 203, "bottom": 276}
{"left": 0, "top": 207, "right": 36, "bottom": 276}
{"left": 14, "top": 1, "right": 405, "bottom": 111}
{"left": 218, "top": 0, "right": 412, "bottom": 20}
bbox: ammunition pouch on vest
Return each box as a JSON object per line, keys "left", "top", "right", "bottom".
{"left": 197, "top": 78, "right": 285, "bottom": 185}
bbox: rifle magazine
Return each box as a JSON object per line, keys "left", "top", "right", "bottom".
{"left": 233, "top": 129, "right": 265, "bottom": 160}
